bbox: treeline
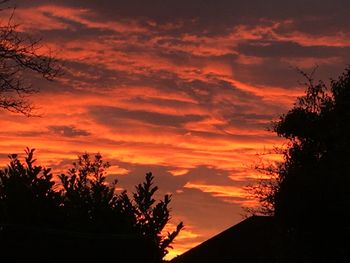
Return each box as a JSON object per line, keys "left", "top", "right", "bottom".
{"left": 248, "top": 67, "right": 350, "bottom": 262}
{"left": 0, "top": 149, "right": 183, "bottom": 262}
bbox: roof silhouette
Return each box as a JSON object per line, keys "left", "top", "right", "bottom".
{"left": 171, "top": 216, "right": 284, "bottom": 263}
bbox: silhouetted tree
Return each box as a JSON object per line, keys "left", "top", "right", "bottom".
{"left": 0, "top": 1, "right": 60, "bottom": 115}
{"left": 117, "top": 172, "right": 184, "bottom": 261}
{"left": 59, "top": 153, "right": 183, "bottom": 262}
{"left": 250, "top": 68, "right": 350, "bottom": 261}
{"left": 0, "top": 148, "right": 61, "bottom": 226}
{"left": 58, "top": 152, "right": 144, "bottom": 239}
{"left": 0, "top": 149, "right": 183, "bottom": 262}
{"left": 58, "top": 153, "right": 124, "bottom": 232}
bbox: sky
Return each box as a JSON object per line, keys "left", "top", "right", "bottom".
{"left": 0, "top": 0, "right": 349, "bottom": 259}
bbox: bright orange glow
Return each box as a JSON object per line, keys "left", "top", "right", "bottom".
{"left": 184, "top": 182, "right": 246, "bottom": 200}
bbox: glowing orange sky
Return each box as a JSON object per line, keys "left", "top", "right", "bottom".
{"left": 1, "top": 1, "right": 350, "bottom": 259}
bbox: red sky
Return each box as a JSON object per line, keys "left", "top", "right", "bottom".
{"left": 1, "top": 0, "right": 349, "bottom": 259}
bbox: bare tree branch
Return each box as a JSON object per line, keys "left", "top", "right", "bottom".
{"left": 0, "top": 2, "right": 61, "bottom": 116}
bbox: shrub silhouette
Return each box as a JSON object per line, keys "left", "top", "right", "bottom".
{"left": 58, "top": 153, "right": 125, "bottom": 233}
{"left": 116, "top": 172, "right": 184, "bottom": 260}
{"left": 0, "top": 148, "right": 61, "bottom": 226}
{"left": 250, "top": 68, "right": 350, "bottom": 261}
{"left": 0, "top": 149, "right": 183, "bottom": 262}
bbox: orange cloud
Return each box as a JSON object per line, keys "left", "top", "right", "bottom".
{"left": 184, "top": 182, "right": 246, "bottom": 199}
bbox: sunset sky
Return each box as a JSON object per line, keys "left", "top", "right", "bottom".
{"left": 1, "top": 0, "right": 349, "bottom": 259}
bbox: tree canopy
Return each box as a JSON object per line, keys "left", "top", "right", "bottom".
{"left": 0, "top": 149, "right": 183, "bottom": 262}
{"left": 251, "top": 67, "right": 350, "bottom": 261}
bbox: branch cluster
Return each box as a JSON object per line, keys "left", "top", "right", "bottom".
{"left": 0, "top": 5, "right": 60, "bottom": 115}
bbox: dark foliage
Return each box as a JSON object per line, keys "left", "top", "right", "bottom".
{"left": 117, "top": 172, "right": 184, "bottom": 259}
{"left": 58, "top": 153, "right": 124, "bottom": 233}
{"left": 0, "top": 148, "right": 61, "bottom": 226}
{"left": 250, "top": 68, "right": 350, "bottom": 261}
{"left": 0, "top": 149, "right": 183, "bottom": 262}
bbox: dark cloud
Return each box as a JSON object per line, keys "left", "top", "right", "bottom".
{"left": 39, "top": 25, "right": 116, "bottom": 42}
{"left": 274, "top": 15, "right": 350, "bottom": 36}
{"left": 232, "top": 58, "right": 307, "bottom": 88}
{"left": 157, "top": 50, "right": 237, "bottom": 67}
{"left": 59, "top": 61, "right": 122, "bottom": 90}
{"left": 48, "top": 125, "right": 91, "bottom": 137}
{"left": 222, "top": 112, "right": 275, "bottom": 131}
{"left": 89, "top": 106, "right": 208, "bottom": 128}
{"left": 187, "top": 130, "right": 273, "bottom": 142}
{"left": 129, "top": 97, "right": 198, "bottom": 110}
{"left": 15, "top": 0, "right": 350, "bottom": 36}
{"left": 237, "top": 41, "right": 350, "bottom": 58}
{"left": 177, "top": 78, "right": 257, "bottom": 107}
{"left": 232, "top": 57, "right": 349, "bottom": 88}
